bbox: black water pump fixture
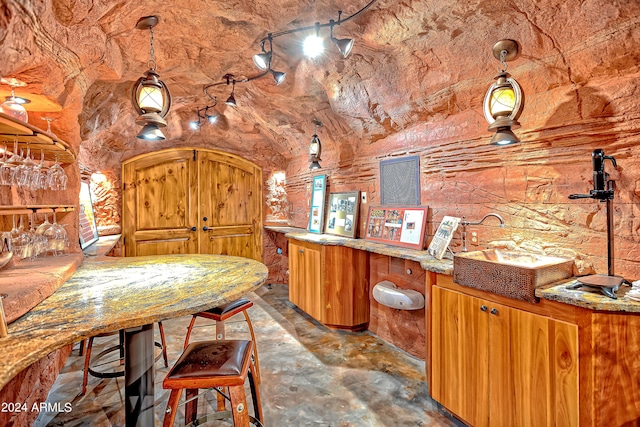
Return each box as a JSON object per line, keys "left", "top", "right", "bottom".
{"left": 567, "top": 149, "right": 630, "bottom": 298}
{"left": 568, "top": 149, "right": 617, "bottom": 201}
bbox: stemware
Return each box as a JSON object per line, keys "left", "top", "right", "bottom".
{"left": 16, "top": 145, "right": 36, "bottom": 189}
{"left": 41, "top": 117, "right": 57, "bottom": 138}
{"left": 26, "top": 212, "right": 45, "bottom": 260}
{"left": 0, "top": 78, "right": 29, "bottom": 123}
{"left": 0, "top": 143, "right": 11, "bottom": 185}
{"left": 48, "top": 156, "right": 68, "bottom": 191}
{"left": 5, "top": 139, "right": 23, "bottom": 186}
{"left": 44, "top": 210, "right": 68, "bottom": 256}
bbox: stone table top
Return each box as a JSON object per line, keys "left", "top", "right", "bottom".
{"left": 265, "top": 226, "right": 454, "bottom": 275}
{"left": 536, "top": 278, "right": 640, "bottom": 312}
{"left": 0, "top": 254, "right": 268, "bottom": 391}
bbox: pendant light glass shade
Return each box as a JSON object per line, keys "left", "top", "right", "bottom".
{"left": 332, "top": 37, "right": 354, "bottom": 58}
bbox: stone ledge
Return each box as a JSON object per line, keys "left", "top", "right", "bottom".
{"left": 0, "top": 253, "right": 84, "bottom": 323}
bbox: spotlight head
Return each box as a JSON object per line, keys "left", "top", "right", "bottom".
{"left": 271, "top": 70, "right": 286, "bottom": 85}
{"left": 253, "top": 51, "right": 272, "bottom": 71}
{"left": 208, "top": 114, "right": 218, "bottom": 124}
{"left": 332, "top": 37, "right": 354, "bottom": 58}
{"left": 225, "top": 92, "right": 237, "bottom": 107}
{"left": 189, "top": 120, "right": 200, "bottom": 130}
{"left": 303, "top": 34, "right": 324, "bottom": 58}
{"left": 309, "top": 160, "right": 321, "bottom": 170}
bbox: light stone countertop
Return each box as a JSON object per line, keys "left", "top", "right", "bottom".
{"left": 0, "top": 254, "right": 268, "bottom": 391}
{"left": 536, "top": 278, "right": 640, "bottom": 312}
{"left": 265, "top": 226, "right": 454, "bottom": 275}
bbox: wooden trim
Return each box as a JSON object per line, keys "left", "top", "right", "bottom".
{"left": 435, "top": 273, "right": 582, "bottom": 323}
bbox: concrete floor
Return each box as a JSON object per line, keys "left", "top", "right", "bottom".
{"left": 36, "top": 284, "right": 455, "bottom": 426}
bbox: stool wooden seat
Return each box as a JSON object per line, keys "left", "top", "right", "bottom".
{"left": 163, "top": 340, "right": 263, "bottom": 427}
{"left": 81, "top": 322, "right": 168, "bottom": 395}
{"left": 183, "top": 298, "right": 260, "bottom": 380}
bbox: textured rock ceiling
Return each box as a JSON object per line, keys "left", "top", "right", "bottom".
{"left": 1, "top": 0, "right": 639, "bottom": 173}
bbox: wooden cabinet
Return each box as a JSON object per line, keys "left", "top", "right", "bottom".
{"left": 288, "top": 239, "right": 369, "bottom": 330}
{"left": 431, "top": 283, "right": 579, "bottom": 427}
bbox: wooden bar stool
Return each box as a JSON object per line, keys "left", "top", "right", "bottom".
{"left": 183, "top": 298, "right": 261, "bottom": 381}
{"left": 81, "top": 322, "right": 168, "bottom": 395}
{"left": 162, "top": 340, "right": 263, "bottom": 427}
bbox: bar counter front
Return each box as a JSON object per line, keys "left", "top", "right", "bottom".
{"left": 0, "top": 253, "right": 269, "bottom": 426}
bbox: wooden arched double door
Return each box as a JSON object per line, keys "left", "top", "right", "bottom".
{"left": 122, "top": 148, "right": 262, "bottom": 261}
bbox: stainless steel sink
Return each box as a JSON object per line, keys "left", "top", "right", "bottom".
{"left": 453, "top": 249, "right": 574, "bottom": 302}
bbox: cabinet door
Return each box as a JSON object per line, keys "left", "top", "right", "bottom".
{"left": 431, "top": 286, "right": 490, "bottom": 427}
{"left": 122, "top": 149, "right": 198, "bottom": 256}
{"left": 288, "top": 242, "right": 322, "bottom": 322}
{"left": 489, "top": 302, "right": 578, "bottom": 427}
{"left": 323, "top": 246, "right": 369, "bottom": 328}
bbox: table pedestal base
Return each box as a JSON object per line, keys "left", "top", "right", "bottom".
{"left": 125, "top": 324, "right": 155, "bottom": 427}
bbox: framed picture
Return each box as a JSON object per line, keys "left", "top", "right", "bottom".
{"left": 380, "top": 156, "right": 421, "bottom": 205}
{"left": 78, "top": 181, "right": 99, "bottom": 249}
{"left": 427, "top": 216, "right": 461, "bottom": 259}
{"left": 308, "top": 174, "right": 328, "bottom": 234}
{"left": 324, "top": 191, "right": 360, "bottom": 238}
{"left": 365, "top": 206, "right": 428, "bottom": 250}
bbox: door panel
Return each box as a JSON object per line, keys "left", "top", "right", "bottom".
{"left": 198, "top": 150, "right": 262, "bottom": 261}
{"left": 122, "top": 148, "right": 262, "bottom": 260}
{"left": 122, "top": 149, "right": 197, "bottom": 256}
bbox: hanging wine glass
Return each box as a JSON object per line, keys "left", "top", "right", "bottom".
{"left": 16, "top": 144, "right": 36, "bottom": 189}
{"left": 5, "top": 138, "right": 23, "bottom": 186}
{"left": 0, "top": 78, "right": 29, "bottom": 123}
{"left": 33, "top": 149, "right": 48, "bottom": 190}
{"left": 44, "top": 210, "right": 67, "bottom": 256}
{"left": 41, "top": 117, "right": 57, "bottom": 138}
{"left": 48, "top": 155, "right": 67, "bottom": 191}
{"left": 0, "top": 142, "right": 11, "bottom": 186}
{"left": 35, "top": 213, "right": 52, "bottom": 249}
{"left": 27, "top": 211, "right": 45, "bottom": 260}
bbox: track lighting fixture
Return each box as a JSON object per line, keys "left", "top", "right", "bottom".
{"left": 202, "top": 1, "right": 376, "bottom": 106}
{"left": 483, "top": 39, "right": 524, "bottom": 146}
{"left": 253, "top": 0, "right": 375, "bottom": 68}
{"left": 132, "top": 16, "right": 171, "bottom": 140}
{"left": 189, "top": 90, "right": 218, "bottom": 130}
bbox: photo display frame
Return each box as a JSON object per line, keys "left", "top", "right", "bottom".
{"left": 308, "top": 174, "right": 328, "bottom": 234}
{"left": 324, "top": 191, "right": 360, "bottom": 238}
{"left": 427, "top": 216, "right": 461, "bottom": 259}
{"left": 365, "top": 206, "right": 429, "bottom": 250}
{"left": 78, "top": 181, "right": 99, "bottom": 249}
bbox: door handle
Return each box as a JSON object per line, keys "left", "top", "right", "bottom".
{"left": 203, "top": 217, "right": 208, "bottom": 221}
{"left": 298, "top": 249, "right": 304, "bottom": 254}
{"left": 480, "top": 305, "right": 488, "bottom": 312}
{"left": 490, "top": 308, "right": 499, "bottom": 315}
{"left": 190, "top": 226, "right": 197, "bottom": 232}
{"left": 203, "top": 226, "right": 209, "bottom": 231}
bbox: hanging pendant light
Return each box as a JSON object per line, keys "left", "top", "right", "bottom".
{"left": 309, "top": 119, "right": 323, "bottom": 170}
{"left": 131, "top": 16, "right": 172, "bottom": 140}
{"left": 483, "top": 39, "right": 524, "bottom": 146}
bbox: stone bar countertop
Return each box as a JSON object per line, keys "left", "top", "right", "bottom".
{"left": 265, "top": 226, "right": 453, "bottom": 275}
{"left": 0, "top": 254, "right": 268, "bottom": 391}
{"left": 536, "top": 278, "right": 640, "bottom": 313}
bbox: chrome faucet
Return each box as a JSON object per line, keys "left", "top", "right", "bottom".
{"left": 460, "top": 213, "right": 505, "bottom": 252}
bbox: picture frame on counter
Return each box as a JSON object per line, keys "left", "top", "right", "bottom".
{"left": 324, "top": 191, "right": 360, "bottom": 238}
{"left": 308, "top": 174, "right": 328, "bottom": 234}
{"left": 78, "top": 181, "right": 99, "bottom": 249}
{"left": 365, "top": 205, "right": 429, "bottom": 250}
{"left": 427, "top": 216, "right": 461, "bottom": 259}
